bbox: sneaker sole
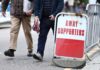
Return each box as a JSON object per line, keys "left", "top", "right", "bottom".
{"left": 4, "top": 53, "right": 14, "bottom": 57}
{"left": 27, "top": 54, "right": 33, "bottom": 57}
{"left": 33, "top": 54, "right": 43, "bottom": 61}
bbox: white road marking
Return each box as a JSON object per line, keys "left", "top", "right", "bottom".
{"left": 64, "top": 68, "right": 72, "bottom": 70}
{"left": 0, "top": 52, "right": 2, "bottom": 55}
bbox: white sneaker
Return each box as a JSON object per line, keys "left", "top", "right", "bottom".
{"left": 33, "top": 53, "right": 43, "bottom": 61}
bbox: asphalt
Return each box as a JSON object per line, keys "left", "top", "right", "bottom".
{"left": 0, "top": 18, "right": 100, "bottom": 70}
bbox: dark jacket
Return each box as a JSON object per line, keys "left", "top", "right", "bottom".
{"left": 34, "top": 0, "right": 64, "bottom": 19}
{"left": 97, "top": 0, "right": 100, "bottom": 3}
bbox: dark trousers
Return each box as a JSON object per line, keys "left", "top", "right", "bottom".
{"left": 37, "top": 17, "right": 54, "bottom": 57}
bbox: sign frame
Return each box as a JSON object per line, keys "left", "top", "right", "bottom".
{"left": 54, "top": 12, "right": 88, "bottom": 59}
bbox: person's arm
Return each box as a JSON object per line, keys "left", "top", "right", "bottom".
{"left": 32, "top": 0, "right": 40, "bottom": 33}
{"left": 34, "top": 0, "right": 41, "bottom": 17}
{"left": 25, "top": 0, "right": 33, "bottom": 16}
{"left": 34, "top": 0, "right": 40, "bottom": 24}
{"left": 2, "top": 0, "right": 10, "bottom": 17}
{"left": 52, "top": 0, "right": 64, "bottom": 16}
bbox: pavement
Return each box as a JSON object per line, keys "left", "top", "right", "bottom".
{"left": 0, "top": 18, "right": 100, "bottom": 70}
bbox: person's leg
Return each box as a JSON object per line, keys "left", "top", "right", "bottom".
{"left": 37, "top": 19, "right": 51, "bottom": 57}
{"left": 9, "top": 16, "right": 21, "bottom": 49}
{"left": 22, "top": 16, "right": 33, "bottom": 56}
{"left": 51, "top": 21, "right": 54, "bottom": 33}
{"left": 33, "top": 18, "right": 51, "bottom": 61}
{"left": 4, "top": 16, "right": 21, "bottom": 57}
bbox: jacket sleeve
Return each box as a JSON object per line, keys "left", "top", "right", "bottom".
{"left": 53, "top": 0, "right": 64, "bottom": 16}
{"left": 2, "top": 0, "right": 10, "bottom": 12}
{"left": 34, "top": 0, "right": 41, "bottom": 17}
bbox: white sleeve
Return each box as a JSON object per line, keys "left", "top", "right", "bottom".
{"left": 23, "top": 0, "right": 32, "bottom": 13}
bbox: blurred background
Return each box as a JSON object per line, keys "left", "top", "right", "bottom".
{"left": 0, "top": 0, "right": 99, "bottom": 28}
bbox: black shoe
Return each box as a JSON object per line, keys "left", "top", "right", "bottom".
{"left": 27, "top": 50, "right": 33, "bottom": 57}
{"left": 33, "top": 53, "right": 43, "bottom": 61}
{"left": 4, "top": 49, "right": 15, "bottom": 57}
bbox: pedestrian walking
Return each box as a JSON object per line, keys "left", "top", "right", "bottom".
{"left": 74, "top": 0, "right": 87, "bottom": 13}
{"left": 2, "top": 0, "right": 34, "bottom": 57}
{"left": 97, "top": 0, "right": 100, "bottom": 3}
{"left": 32, "top": 0, "right": 64, "bottom": 61}
{"left": 68, "top": 0, "right": 75, "bottom": 12}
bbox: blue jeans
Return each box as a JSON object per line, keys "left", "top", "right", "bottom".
{"left": 37, "top": 18, "right": 54, "bottom": 57}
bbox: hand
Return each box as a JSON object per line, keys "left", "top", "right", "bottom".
{"left": 33, "top": 16, "right": 40, "bottom": 33}
{"left": 2, "top": 11, "right": 6, "bottom": 17}
{"left": 49, "top": 15, "right": 55, "bottom": 20}
{"left": 26, "top": 10, "right": 32, "bottom": 16}
{"left": 34, "top": 16, "right": 40, "bottom": 24}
